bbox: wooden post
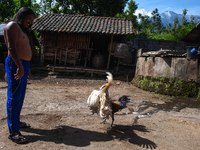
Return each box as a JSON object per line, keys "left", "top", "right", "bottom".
{"left": 107, "top": 35, "right": 113, "bottom": 70}
{"left": 84, "top": 49, "right": 89, "bottom": 68}
{"left": 59, "top": 48, "right": 62, "bottom": 66}
{"left": 64, "top": 48, "right": 68, "bottom": 66}
{"left": 74, "top": 49, "right": 76, "bottom": 66}
{"left": 40, "top": 46, "right": 44, "bottom": 66}
{"left": 39, "top": 33, "right": 44, "bottom": 66}
{"left": 54, "top": 48, "right": 57, "bottom": 66}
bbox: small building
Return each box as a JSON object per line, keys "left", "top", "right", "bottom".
{"left": 181, "top": 22, "right": 200, "bottom": 55}
{"left": 181, "top": 22, "right": 200, "bottom": 46}
{"left": 31, "top": 14, "right": 134, "bottom": 73}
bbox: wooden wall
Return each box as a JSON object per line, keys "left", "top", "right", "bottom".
{"left": 40, "top": 32, "right": 90, "bottom": 66}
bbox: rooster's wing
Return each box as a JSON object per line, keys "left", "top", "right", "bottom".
{"left": 87, "top": 90, "right": 100, "bottom": 107}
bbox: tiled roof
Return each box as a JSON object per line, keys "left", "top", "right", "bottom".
{"left": 31, "top": 14, "right": 134, "bottom": 35}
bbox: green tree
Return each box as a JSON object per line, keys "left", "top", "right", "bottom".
{"left": 39, "top": 0, "right": 128, "bottom": 17}
{"left": 50, "top": 0, "right": 72, "bottom": 14}
{"left": 0, "top": 0, "right": 15, "bottom": 22}
{"left": 137, "top": 14, "right": 151, "bottom": 38}
{"left": 172, "top": 17, "right": 179, "bottom": 31}
{"left": 190, "top": 15, "right": 196, "bottom": 24}
{"left": 69, "top": 0, "right": 128, "bottom": 17}
{"left": 116, "top": 0, "right": 138, "bottom": 24}
{"left": 0, "top": 0, "right": 40, "bottom": 21}
{"left": 115, "top": 0, "right": 138, "bottom": 40}
{"left": 124, "top": 0, "right": 138, "bottom": 28}
{"left": 16, "top": 0, "right": 40, "bottom": 17}
{"left": 39, "top": 0, "right": 54, "bottom": 14}
{"left": 167, "top": 23, "right": 172, "bottom": 31}
{"left": 182, "top": 8, "right": 188, "bottom": 25}
{"left": 151, "top": 8, "right": 163, "bottom": 33}
{"left": 69, "top": 0, "right": 96, "bottom": 15}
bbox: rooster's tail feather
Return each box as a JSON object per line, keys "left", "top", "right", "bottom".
{"left": 101, "top": 72, "right": 113, "bottom": 93}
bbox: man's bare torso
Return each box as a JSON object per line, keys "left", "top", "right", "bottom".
{"left": 4, "top": 21, "right": 32, "bottom": 61}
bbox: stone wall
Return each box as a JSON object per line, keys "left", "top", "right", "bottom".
{"left": 134, "top": 38, "right": 186, "bottom": 52}
{"left": 135, "top": 57, "right": 200, "bottom": 83}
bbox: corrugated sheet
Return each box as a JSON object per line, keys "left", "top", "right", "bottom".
{"left": 31, "top": 14, "right": 134, "bottom": 35}
{"left": 0, "top": 23, "right": 7, "bottom": 36}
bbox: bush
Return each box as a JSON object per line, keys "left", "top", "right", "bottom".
{"left": 131, "top": 75, "right": 199, "bottom": 98}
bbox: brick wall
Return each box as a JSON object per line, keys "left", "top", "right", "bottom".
{"left": 134, "top": 38, "right": 186, "bottom": 52}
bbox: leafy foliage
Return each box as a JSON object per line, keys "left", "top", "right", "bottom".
{"left": 132, "top": 75, "right": 199, "bottom": 97}
{"left": 0, "top": 0, "right": 40, "bottom": 22}
{"left": 0, "top": 0, "right": 198, "bottom": 42}
{"left": 0, "top": 0, "right": 15, "bottom": 22}
{"left": 136, "top": 8, "right": 197, "bottom": 41}
{"left": 115, "top": 0, "right": 138, "bottom": 40}
{"left": 39, "top": 0, "right": 128, "bottom": 17}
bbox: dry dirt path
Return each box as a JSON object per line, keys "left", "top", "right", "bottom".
{"left": 0, "top": 75, "right": 200, "bottom": 150}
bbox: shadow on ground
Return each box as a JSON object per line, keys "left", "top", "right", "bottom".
{"left": 21, "top": 124, "right": 157, "bottom": 149}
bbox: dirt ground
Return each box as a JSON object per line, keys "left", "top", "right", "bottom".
{"left": 0, "top": 72, "right": 200, "bottom": 150}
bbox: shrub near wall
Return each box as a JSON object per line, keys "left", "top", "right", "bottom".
{"left": 131, "top": 75, "right": 199, "bottom": 98}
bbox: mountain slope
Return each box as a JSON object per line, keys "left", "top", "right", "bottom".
{"left": 160, "top": 11, "right": 200, "bottom": 27}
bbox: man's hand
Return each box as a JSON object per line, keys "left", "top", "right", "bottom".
{"left": 14, "top": 66, "right": 24, "bottom": 80}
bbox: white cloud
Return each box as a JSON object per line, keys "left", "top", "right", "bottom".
{"left": 134, "top": 9, "right": 152, "bottom": 17}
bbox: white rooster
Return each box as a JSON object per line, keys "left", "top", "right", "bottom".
{"left": 87, "top": 72, "right": 113, "bottom": 119}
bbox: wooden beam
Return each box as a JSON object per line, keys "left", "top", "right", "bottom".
{"left": 107, "top": 35, "right": 113, "bottom": 70}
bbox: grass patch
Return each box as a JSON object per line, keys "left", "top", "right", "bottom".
{"left": 131, "top": 75, "right": 199, "bottom": 98}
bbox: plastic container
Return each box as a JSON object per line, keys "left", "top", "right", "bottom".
{"left": 186, "top": 46, "right": 197, "bottom": 58}
{"left": 191, "top": 48, "right": 198, "bottom": 54}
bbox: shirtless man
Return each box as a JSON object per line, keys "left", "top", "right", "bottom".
{"left": 4, "top": 7, "right": 35, "bottom": 144}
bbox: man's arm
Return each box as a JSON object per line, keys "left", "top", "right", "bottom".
{"left": 5, "top": 22, "right": 24, "bottom": 80}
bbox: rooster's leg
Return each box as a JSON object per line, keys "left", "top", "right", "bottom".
{"left": 107, "top": 113, "right": 114, "bottom": 129}
{"left": 110, "top": 113, "right": 114, "bottom": 128}
{"left": 100, "top": 118, "right": 107, "bottom": 124}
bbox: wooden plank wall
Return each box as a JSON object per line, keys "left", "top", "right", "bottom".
{"left": 40, "top": 32, "right": 90, "bottom": 66}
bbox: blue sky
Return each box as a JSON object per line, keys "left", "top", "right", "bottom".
{"left": 128, "top": 0, "right": 200, "bottom": 16}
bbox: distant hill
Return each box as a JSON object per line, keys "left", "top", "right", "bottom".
{"left": 160, "top": 11, "right": 200, "bottom": 27}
